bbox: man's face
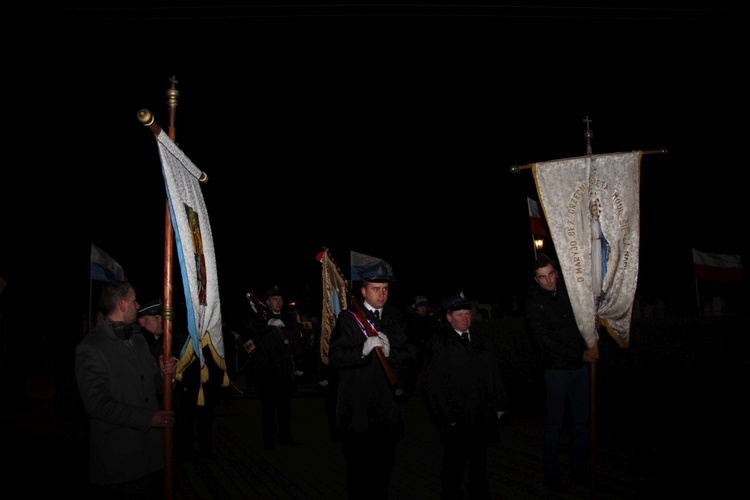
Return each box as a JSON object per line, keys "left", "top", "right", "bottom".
{"left": 362, "top": 282, "right": 388, "bottom": 309}
{"left": 534, "top": 264, "right": 558, "bottom": 292}
{"left": 139, "top": 314, "right": 163, "bottom": 335}
{"left": 416, "top": 304, "right": 428, "bottom": 316}
{"left": 267, "top": 295, "right": 283, "bottom": 313}
{"left": 123, "top": 288, "right": 139, "bottom": 324}
{"left": 446, "top": 309, "right": 472, "bottom": 332}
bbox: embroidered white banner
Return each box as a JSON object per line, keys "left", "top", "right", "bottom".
{"left": 155, "top": 130, "right": 224, "bottom": 367}
{"left": 533, "top": 151, "right": 641, "bottom": 348}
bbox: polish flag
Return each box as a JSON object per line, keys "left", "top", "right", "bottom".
{"left": 527, "top": 197, "right": 549, "bottom": 236}
{"left": 692, "top": 249, "right": 743, "bottom": 282}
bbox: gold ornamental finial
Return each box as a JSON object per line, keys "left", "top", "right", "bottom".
{"left": 167, "top": 76, "right": 180, "bottom": 110}
{"left": 137, "top": 109, "right": 154, "bottom": 126}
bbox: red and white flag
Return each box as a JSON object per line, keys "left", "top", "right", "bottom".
{"left": 692, "top": 249, "right": 742, "bottom": 282}
{"left": 527, "top": 197, "right": 549, "bottom": 236}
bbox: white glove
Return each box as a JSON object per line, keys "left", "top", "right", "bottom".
{"left": 268, "top": 318, "right": 285, "bottom": 328}
{"left": 362, "top": 336, "right": 384, "bottom": 357}
{"left": 497, "top": 411, "right": 505, "bottom": 419}
{"left": 377, "top": 332, "right": 390, "bottom": 357}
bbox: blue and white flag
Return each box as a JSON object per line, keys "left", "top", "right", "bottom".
{"left": 350, "top": 251, "right": 394, "bottom": 282}
{"left": 90, "top": 244, "right": 126, "bottom": 282}
{"left": 155, "top": 130, "right": 224, "bottom": 373}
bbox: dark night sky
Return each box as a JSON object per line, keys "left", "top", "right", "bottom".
{"left": 5, "top": 4, "right": 748, "bottom": 331}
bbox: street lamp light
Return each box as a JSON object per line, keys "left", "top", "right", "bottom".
{"left": 534, "top": 236, "right": 545, "bottom": 250}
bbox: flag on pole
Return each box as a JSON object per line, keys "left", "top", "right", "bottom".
{"left": 154, "top": 129, "right": 225, "bottom": 382}
{"left": 533, "top": 151, "right": 641, "bottom": 348}
{"left": 90, "top": 244, "right": 126, "bottom": 282}
{"left": 527, "top": 197, "right": 549, "bottom": 236}
{"left": 692, "top": 249, "right": 742, "bottom": 282}
{"left": 350, "top": 251, "right": 394, "bottom": 282}
{"left": 317, "top": 248, "right": 349, "bottom": 365}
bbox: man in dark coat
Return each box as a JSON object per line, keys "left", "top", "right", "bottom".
{"left": 135, "top": 298, "right": 163, "bottom": 360}
{"left": 524, "top": 253, "right": 598, "bottom": 493}
{"left": 422, "top": 291, "right": 508, "bottom": 500}
{"left": 328, "top": 265, "right": 414, "bottom": 499}
{"left": 75, "top": 280, "right": 177, "bottom": 499}
{"left": 403, "top": 295, "right": 439, "bottom": 400}
{"left": 249, "top": 285, "right": 305, "bottom": 450}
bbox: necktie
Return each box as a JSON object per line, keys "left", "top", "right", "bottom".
{"left": 373, "top": 309, "right": 380, "bottom": 320}
{"left": 461, "top": 331, "right": 470, "bottom": 342}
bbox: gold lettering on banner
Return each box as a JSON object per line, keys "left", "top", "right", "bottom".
{"left": 568, "top": 180, "right": 588, "bottom": 214}
{"left": 589, "top": 176, "right": 608, "bottom": 190}
{"left": 565, "top": 220, "right": 576, "bottom": 237}
{"left": 569, "top": 240, "right": 585, "bottom": 282}
{"left": 613, "top": 190, "right": 624, "bottom": 214}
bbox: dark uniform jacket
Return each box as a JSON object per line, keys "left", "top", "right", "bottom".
{"left": 135, "top": 325, "right": 163, "bottom": 363}
{"left": 405, "top": 312, "right": 439, "bottom": 365}
{"left": 422, "top": 322, "right": 507, "bottom": 443}
{"left": 328, "top": 302, "right": 413, "bottom": 436}
{"left": 525, "top": 280, "right": 588, "bottom": 370}
{"left": 250, "top": 310, "right": 304, "bottom": 394}
{"left": 74, "top": 313, "right": 164, "bottom": 485}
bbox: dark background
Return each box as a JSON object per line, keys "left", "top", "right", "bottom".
{"left": 5, "top": 3, "right": 748, "bottom": 336}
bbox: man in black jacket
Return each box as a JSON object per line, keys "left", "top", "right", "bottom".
{"left": 524, "top": 253, "right": 598, "bottom": 493}
{"left": 422, "top": 291, "right": 507, "bottom": 500}
{"left": 75, "top": 281, "right": 177, "bottom": 498}
{"left": 136, "top": 298, "right": 163, "bottom": 363}
{"left": 250, "top": 285, "right": 305, "bottom": 450}
{"left": 328, "top": 265, "right": 413, "bottom": 499}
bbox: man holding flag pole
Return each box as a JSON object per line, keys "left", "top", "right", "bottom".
{"left": 135, "top": 78, "right": 227, "bottom": 499}
{"left": 326, "top": 250, "right": 414, "bottom": 499}
{"left": 519, "top": 117, "right": 651, "bottom": 495}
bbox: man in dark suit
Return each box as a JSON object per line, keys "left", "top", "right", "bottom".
{"left": 135, "top": 298, "right": 163, "bottom": 364}
{"left": 422, "top": 291, "right": 508, "bottom": 500}
{"left": 249, "top": 285, "right": 305, "bottom": 450}
{"left": 328, "top": 265, "right": 414, "bottom": 499}
{"left": 524, "top": 253, "right": 598, "bottom": 493}
{"left": 75, "top": 280, "right": 177, "bottom": 499}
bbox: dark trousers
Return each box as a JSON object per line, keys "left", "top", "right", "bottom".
{"left": 341, "top": 431, "right": 398, "bottom": 499}
{"left": 175, "top": 376, "right": 220, "bottom": 458}
{"left": 440, "top": 426, "right": 490, "bottom": 500}
{"left": 260, "top": 389, "right": 293, "bottom": 446}
{"left": 93, "top": 470, "right": 162, "bottom": 500}
{"left": 543, "top": 365, "right": 590, "bottom": 480}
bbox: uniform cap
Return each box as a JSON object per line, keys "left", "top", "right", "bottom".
{"left": 442, "top": 292, "right": 471, "bottom": 311}
{"left": 137, "top": 299, "right": 162, "bottom": 318}
{"left": 361, "top": 265, "right": 393, "bottom": 283}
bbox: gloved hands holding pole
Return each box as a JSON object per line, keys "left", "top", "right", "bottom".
{"left": 378, "top": 332, "right": 390, "bottom": 357}
{"left": 362, "top": 336, "right": 385, "bottom": 357}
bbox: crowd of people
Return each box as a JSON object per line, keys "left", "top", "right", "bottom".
{"left": 73, "top": 251, "right": 599, "bottom": 499}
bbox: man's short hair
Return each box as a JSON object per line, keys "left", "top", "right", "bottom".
{"left": 533, "top": 252, "right": 557, "bottom": 273}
